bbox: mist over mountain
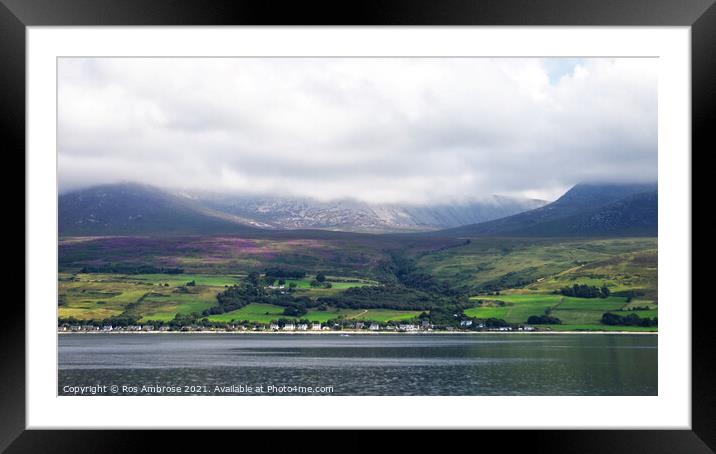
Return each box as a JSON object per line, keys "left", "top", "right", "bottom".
{"left": 194, "top": 193, "right": 547, "bottom": 233}
{"left": 434, "top": 183, "right": 657, "bottom": 237}
{"left": 58, "top": 183, "right": 547, "bottom": 235}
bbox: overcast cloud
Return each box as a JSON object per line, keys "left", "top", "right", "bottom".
{"left": 58, "top": 57, "right": 657, "bottom": 203}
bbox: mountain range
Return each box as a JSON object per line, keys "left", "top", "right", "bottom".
{"left": 193, "top": 193, "right": 547, "bottom": 233}
{"left": 58, "top": 183, "right": 546, "bottom": 235}
{"left": 434, "top": 182, "right": 657, "bottom": 237}
{"left": 58, "top": 182, "right": 657, "bottom": 237}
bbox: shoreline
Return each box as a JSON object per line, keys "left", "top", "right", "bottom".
{"left": 58, "top": 329, "right": 657, "bottom": 335}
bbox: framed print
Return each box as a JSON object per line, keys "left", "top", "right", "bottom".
{"left": 5, "top": 0, "right": 713, "bottom": 451}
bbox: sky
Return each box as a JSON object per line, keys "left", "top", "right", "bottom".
{"left": 58, "top": 57, "right": 657, "bottom": 204}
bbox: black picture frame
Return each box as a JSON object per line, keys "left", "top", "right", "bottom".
{"left": 4, "top": 0, "right": 711, "bottom": 451}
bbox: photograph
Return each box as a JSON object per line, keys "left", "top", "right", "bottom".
{"left": 56, "top": 56, "right": 659, "bottom": 397}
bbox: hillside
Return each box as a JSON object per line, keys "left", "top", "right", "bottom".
{"left": 434, "top": 183, "right": 657, "bottom": 237}
{"left": 59, "top": 184, "right": 263, "bottom": 236}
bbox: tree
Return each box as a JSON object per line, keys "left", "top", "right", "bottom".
{"left": 527, "top": 315, "right": 562, "bottom": 325}
{"left": 316, "top": 273, "right": 326, "bottom": 283}
{"left": 247, "top": 272, "right": 261, "bottom": 286}
{"left": 283, "top": 304, "right": 307, "bottom": 317}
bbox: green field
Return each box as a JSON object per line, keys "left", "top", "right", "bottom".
{"left": 205, "top": 303, "right": 420, "bottom": 323}
{"left": 541, "top": 324, "right": 658, "bottom": 332}
{"left": 352, "top": 308, "right": 422, "bottom": 322}
{"left": 285, "top": 277, "right": 377, "bottom": 298}
{"left": 282, "top": 277, "right": 375, "bottom": 289}
{"left": 131, "top": 273, "right": 244, "bottom": 286}
{"left": 465, "top": 292, "right": 656, "bottom": 330}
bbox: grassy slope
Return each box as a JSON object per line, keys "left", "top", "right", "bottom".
{"left": 524, "top": 249, "right": 658, "bottom": 300}
{"left": 58, "top": 234, "right": 462, "bottom": 278}
{"left": 416, "top": 237, "right": 657, "bottom": 294}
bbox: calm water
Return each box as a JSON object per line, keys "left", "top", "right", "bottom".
{"left": 58, "top": 333, "right": 657, "bottom": 396}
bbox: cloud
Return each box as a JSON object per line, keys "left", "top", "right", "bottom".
{"left": 58, "top": 57, "right": 657, "bottom": 203}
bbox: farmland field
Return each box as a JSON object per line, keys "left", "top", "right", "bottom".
{"left": 58, "top": 272, "right": 381, "bottom": 323}
{"left": 205, "top": 304, "right": 420, "bottom": 324}
{"left": 541, "top": 324, "right": 658, "bottom": 332}
{"left": 465, "top": 291, "right": 656, "bottom": 330}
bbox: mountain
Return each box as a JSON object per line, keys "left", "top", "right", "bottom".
{"left": 58, "top": 183, "right": 263, "bottom": 236}
{"left": 193, "top": 194, "right": 547, "bottom": 233}
{"left": 59, "top": 183, "right": 547, "bottom": 235}
{"left": 435, "top": 183, "right": 657, "bottom": 237}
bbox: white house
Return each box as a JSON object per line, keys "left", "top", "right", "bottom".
{"left": 369, "top": 323, "right": 380, "bottom": 331}
{"left": 398, "top": 324, "right": 418, "bottom": 332}
{"left": 283, "top": 323, "right": 295, "bottom": 331}
{"left": 297, "top": 323, "right": 308, "bottom": 331}
{"left": 311, "top": 323, "right": 322, "bottom": 331}
{"left": 270, "top": 323, "right": 280, "bottom": 331}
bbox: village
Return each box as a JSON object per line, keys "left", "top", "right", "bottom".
{"left": 58, "top": 320, "right": 538, "bottom": 334}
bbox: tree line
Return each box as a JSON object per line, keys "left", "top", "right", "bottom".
{"left": 559, "top": 284, "right": 611, "bottom": 299}
{"left": 601, "top": 312, "right": 657, "bottom": 327}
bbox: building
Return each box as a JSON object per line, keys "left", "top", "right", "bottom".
{"left": 297, "top": 323, "right": 308, "bottom": 331}
{"left": 398, "top": 324, "right": 419, "bottom": 332}
{"left": 283, "top": 323, "right": 295, "bottom": 331}
{"left": 369, "top": 323, "right": 380, "bottom": 331}
{"left": 270, "top": 323, "right": 280, "bottom": 331}
{"left": 460, "top": 320, "right": 473, "bottom": 327}
{"left": 311, "top": 323, "right": 321, "bottom": 331}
